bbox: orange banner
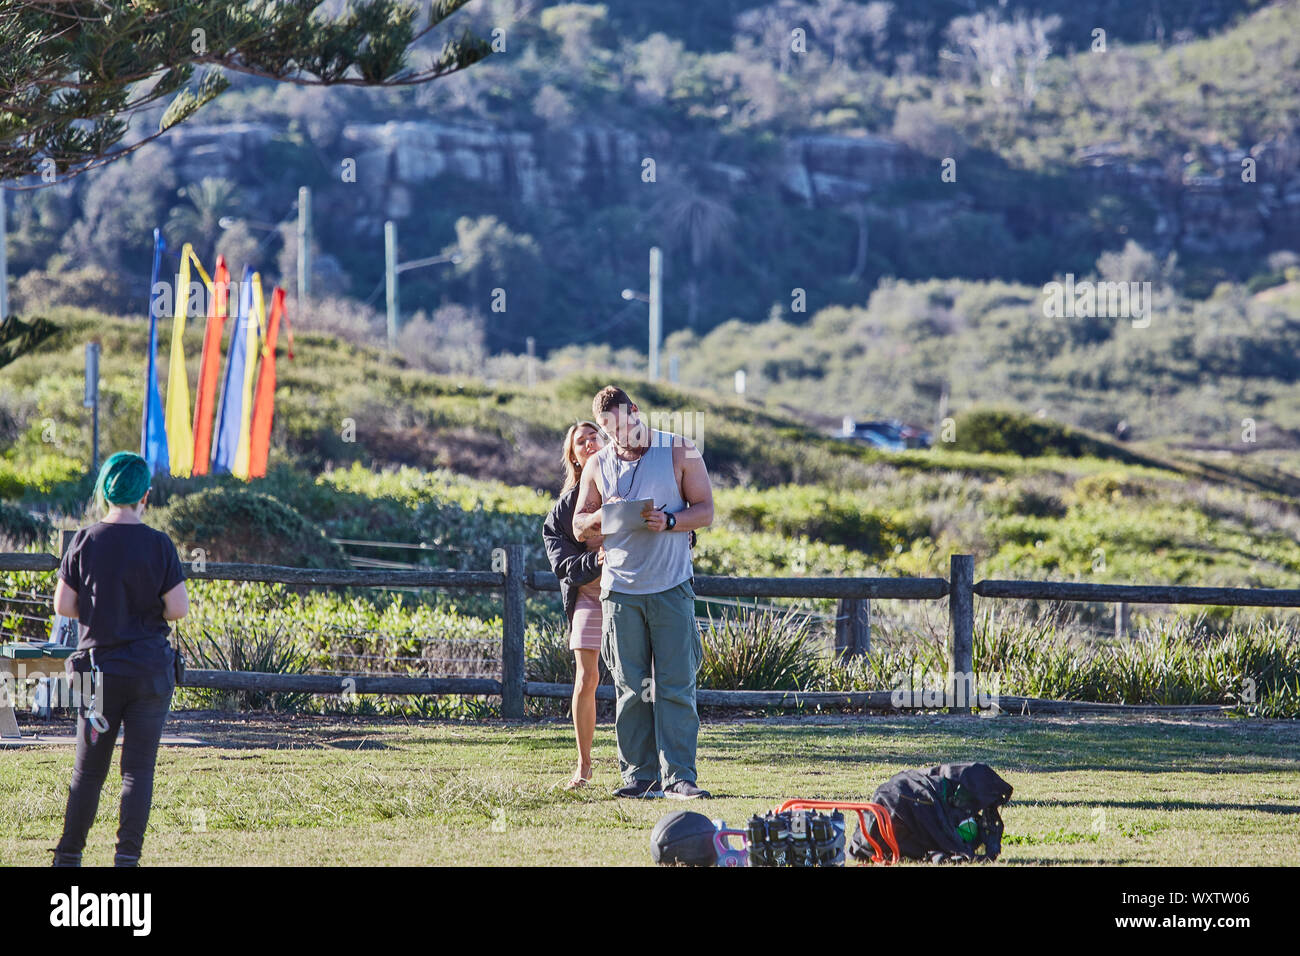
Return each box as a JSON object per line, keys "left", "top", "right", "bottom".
{"left": 248, "top": 286, "right": 287, "bottom": 478}
{"left": 191, "top": 256, "right": 230, "bottom": 476}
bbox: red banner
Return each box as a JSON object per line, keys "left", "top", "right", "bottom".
{"left": 190, "top": 256, "right": 230, "bottom": 476}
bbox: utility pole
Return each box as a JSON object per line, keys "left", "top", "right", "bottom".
{"left": 297, "top": 185, "right": 312, "bottom": 308}
{"left": 525, "top": 336, "right": 536, "bottom": 387}
{"left": 385, "top": 220, "right": 399, "bottom": 349}
{"left": 648, "top": 246, "right": 662, "bottom": 381}
{"left": 84, "top": 342, "right": 101, "bottom": 472}
{"left": 383, "top": 223, "right": 460, "bottom": 350}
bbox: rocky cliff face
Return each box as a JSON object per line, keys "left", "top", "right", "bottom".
{"left": 1074, "top": 138, "right": 1300, "bottom": 254}
{"left": 161, "top": 118, "right": 1298, "bottom": 258}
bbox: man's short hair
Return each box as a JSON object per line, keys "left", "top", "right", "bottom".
{"left": 593, "top": 385, "right": 633, "bottom": 418}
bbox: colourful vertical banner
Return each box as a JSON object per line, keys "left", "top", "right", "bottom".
{"left": 211, "top": 266, "right": 254, "bottom": 477}
{"left": 164, "top": 243, "right": 195, "bottom": 477}
{"left": 231, "top": 272, "right": 264, "bottom": 479}
{"left": 191, "top": 256, "right": 229, "bottom": 476}
{"left": 249, "top": 286, "right": 287, "bottom": 478}
{"left": 140, "top": 228, "right": 170, "bottom": 475}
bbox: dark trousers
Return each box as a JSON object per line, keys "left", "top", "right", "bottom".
{"left": 600, "top": 580, "right": 702, "bottom": 787}
{"left": 56, "top": 670, "right": 173, "bottom": 864}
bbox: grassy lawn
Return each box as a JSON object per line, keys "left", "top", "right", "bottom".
{"left": 3, "top": 712, "right": 1298, "bottom": 866}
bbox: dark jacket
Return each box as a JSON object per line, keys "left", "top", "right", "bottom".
{"left": 542, "top": 484, "right": 602, "bottom": 624}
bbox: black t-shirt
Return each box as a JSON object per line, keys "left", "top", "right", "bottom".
{"left": 58, "top": 521, "right": 184, "bottom": 676}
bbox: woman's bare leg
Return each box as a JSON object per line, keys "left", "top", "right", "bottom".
{"left": 572, "top": 648, "right": 600, "bottom": 781}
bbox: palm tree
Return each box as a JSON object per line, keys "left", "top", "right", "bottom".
{"left": 652, "top": 179, "right": 738, "bottom": 328}
{"left": 165, "top": 177, "right": 242, "bottom": 265}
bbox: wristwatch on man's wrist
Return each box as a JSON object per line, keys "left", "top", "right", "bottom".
{"left": 665, "top": 511, "right": 676, "bottom": 530}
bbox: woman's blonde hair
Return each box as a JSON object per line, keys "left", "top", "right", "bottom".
{"left": 561, "top": 420, "right": 601, "bottom": 493}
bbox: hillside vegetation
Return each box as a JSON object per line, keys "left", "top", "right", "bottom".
{"left": 6, "top": 308, "right": 1300, "bottom": 597}
{"left": 4, "top": 311, "right": 1300, "bottom": 713}
{"left": 6, "top": 1, "right": 1299, "bottom": 449}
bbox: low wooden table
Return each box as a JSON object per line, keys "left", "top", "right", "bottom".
{"left": 0, "top": 645, "right": 73, "bottom": 740}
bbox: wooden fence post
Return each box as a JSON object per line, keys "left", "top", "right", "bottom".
{"left": 949, "top": 554, "right": 974, "bottom": 713}
{"left": 834, "top": 598, "right": 871, "bottom": 658}
{"left": 1115, "top": 601, "right": 1130, "bottom": 639}
{"left": 500, "top": 544, "right": 526, "bottom": 719}
{"left": 53, "top": 530, "right": 79, "bottom": 647}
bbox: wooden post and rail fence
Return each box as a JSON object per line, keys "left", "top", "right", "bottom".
{"left": 6, "top": 545, "right": 1300, "bottom": 717}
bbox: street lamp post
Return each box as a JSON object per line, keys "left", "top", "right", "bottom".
{"left": 297, "top": 186, "right": 312, "bottom": 308}
{"left": 385, "top": 221, "right": 399, "bottom": 349}
{"left": 648, "top": 246, "right": 661, "bottom": 381}
{"left": 621, "top": 246, "right": 662, "bottom": 381}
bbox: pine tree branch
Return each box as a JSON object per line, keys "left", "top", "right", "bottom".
{"left": 0, "top": 0, "right": 491, "bottom": 185}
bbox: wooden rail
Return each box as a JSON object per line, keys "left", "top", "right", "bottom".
{"left": 527, "top": 570, "right": 949, "bottom": 599}
{"left": 5, "top": 545, "right": 1288, "bottom": 715}
{"left": 974, "top": 578, "right": 1300, "bottom": 607}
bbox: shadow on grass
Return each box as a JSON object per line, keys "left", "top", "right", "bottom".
{"left": 1019, "top": 799, "right": 1300, "bottom": 814}
{"left": 696, "top": 719, "right": 1300, "bottom": 775}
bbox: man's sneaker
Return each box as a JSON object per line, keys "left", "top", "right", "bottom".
{"left": 613, "top": 778, "right": 664, "bottom": 799}
{"left": 664, "top": 780, "right": 711, "bottom": 800}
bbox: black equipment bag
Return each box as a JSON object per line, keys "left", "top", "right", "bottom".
{"left": 748, "top": 808, "right": 846, "bottom": 867}
{"left": 848, "top": 762, "right": 1013, "bottom": 863}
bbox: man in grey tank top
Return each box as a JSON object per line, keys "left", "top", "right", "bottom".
{"left": 572, "top": 385, "right": 715, "bottom": 799}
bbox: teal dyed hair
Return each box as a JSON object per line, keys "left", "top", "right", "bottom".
{"left": 93, "top": 452, "right": 152, "bottom": 511}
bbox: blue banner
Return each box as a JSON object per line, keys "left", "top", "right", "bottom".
{"left": 140, "top": 229, "right": 170, "bottom": 475}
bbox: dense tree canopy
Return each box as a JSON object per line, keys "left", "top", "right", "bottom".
{"left": 0, "top": 0, "right": 491, "bottom": 183}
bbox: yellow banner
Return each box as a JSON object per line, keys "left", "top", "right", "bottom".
{"left": 165, "top": 243, "right": 195, "bottom": 477}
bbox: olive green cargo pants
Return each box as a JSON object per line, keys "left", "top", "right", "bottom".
{"left": 600, "top": 579, "right": 702, "bottom": 787}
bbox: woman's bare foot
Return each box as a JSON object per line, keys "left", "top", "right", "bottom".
{"left": 567, "top": 761, "right": 593, "bottom": 789}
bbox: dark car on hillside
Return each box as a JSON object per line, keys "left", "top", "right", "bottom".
{"left": 839, "top": 418, "right": 932, "bottom": 451}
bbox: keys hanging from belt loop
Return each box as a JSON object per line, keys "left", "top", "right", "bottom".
{"left": 85, "top": 649, "right": 109, "bottom": 740}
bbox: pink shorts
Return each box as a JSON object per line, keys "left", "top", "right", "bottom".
{"left": 570, "top": 588, "right": 603, "bottom": 651}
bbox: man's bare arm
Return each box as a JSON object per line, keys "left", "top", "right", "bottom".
{"left": 645, "top": 438, "right": 712, "bottom": 533}
{"left": 572, "top": 455, "right": 605, "bottom": 542}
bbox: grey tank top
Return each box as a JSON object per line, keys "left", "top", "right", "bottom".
{"left": 596, "top": 428, "right": 693, "bottom": 595}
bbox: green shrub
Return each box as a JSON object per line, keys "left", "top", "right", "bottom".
{"left": 525, "top": 621, "right": 611, "bottom": 685}
{"left": 0, "top": 454, "right": 87, "bottom": 504}
{"left": 971, "top": 607, "right": 1300, "bottom": 715}
{"left": 980, "top": 477, "right": 1068, "bottom": 518}
{"left": 1072, "top": 471, "right": 1154, "bottom": 503}
{"left": 0, "top": 565, "right": 56, "bottom": 640}
{"left": 0, "top": 502, "right": 53, "bottom": 549}
{"left": 715, "top": 485, "right": 930, "bottom": 557}
{"left": 175, "top": 622, "right": 313, "bottom": 712}
{"left": 699, "top": 606, "right": 826, "bottom": 691}
{"left": 942, "top": 408, "right": 1141, "bottom": 462}
{"left": 157, "top": 486, "right": 349, "bottom": 568}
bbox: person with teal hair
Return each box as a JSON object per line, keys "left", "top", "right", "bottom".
{"left": 51, "top": 451, "right": 189, "bottom": 867}
{"left": 90, "top": 450, "right": 155, "bottom": 513}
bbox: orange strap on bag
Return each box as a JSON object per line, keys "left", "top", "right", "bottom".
{"left": 777, "top": 798, "right": 900, "bottom": 864}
